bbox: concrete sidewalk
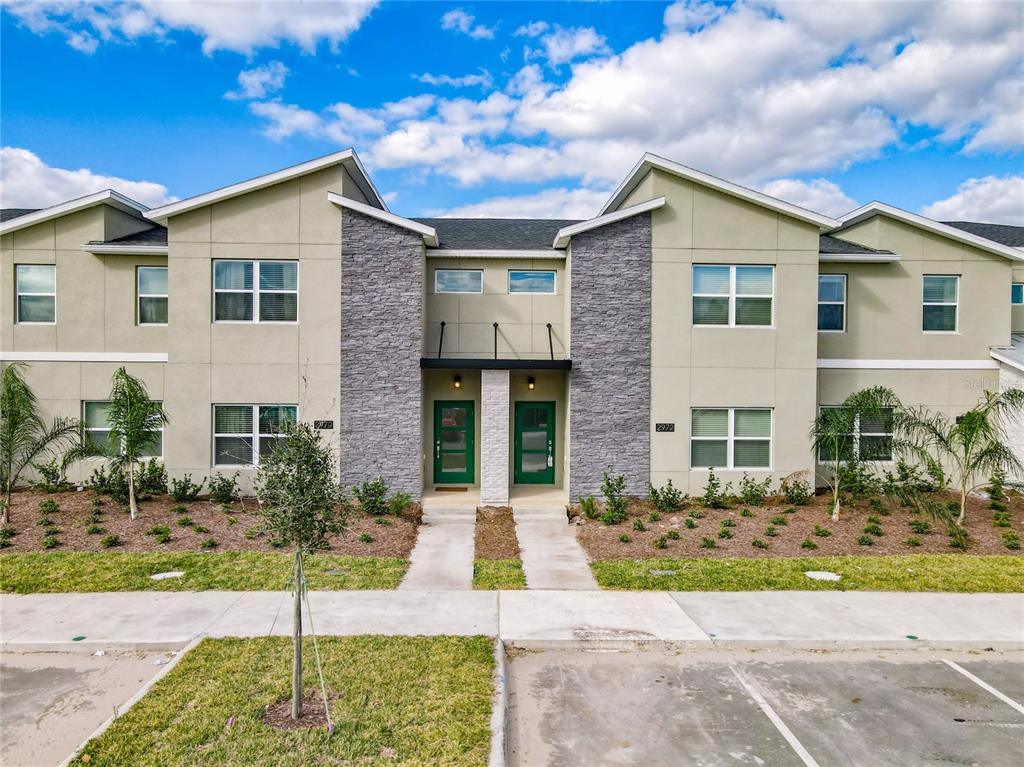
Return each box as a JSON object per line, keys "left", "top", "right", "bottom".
{"left": 3, "top": 591, "right": 1021, "bottom": 652}
{"left": 398, "top": 507, "right": 475, "bottom": 590}
{"left": 513, "top": 506, "right": 597, "bottom": 590}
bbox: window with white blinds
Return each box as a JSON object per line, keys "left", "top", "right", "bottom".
{"left": 693, "top": 265, "right": 774, "bottom": 326}
{"left": 691, "top": 408, "right": 772, "bottom": 469}
{"left": 213, "top": 404, "right": 296, "bottom": 466}
{"left": 213, "top": 260, "right": 298, "bottom": 323}
{"left": 922, "top": 275, "right": 958, "bottom": 332}
{"left": 83, "top": 400, "right": 163, "bottom": 458}
{"left": 817, "top": 407, "right": 893, "bottom": 462}
{"left": 137, "top": 266, "right": 168, "bottom": 325}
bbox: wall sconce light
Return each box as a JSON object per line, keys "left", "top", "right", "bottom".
{"left": 527, "top": 376, "right": 536, "bottom": 390}
{"left": 453, "top": 374, "right": 462, "bottom": 390}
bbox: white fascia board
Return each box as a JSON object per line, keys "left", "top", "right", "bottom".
{"left": 553, "top": 196, "right": 666, "bottom": 248}
{"left": 991, "top": 349, "right": 1024, "bottom": 373}
{"left": 0, "top": 190, "right": 149, "bottom": 236}
{"left": 818, "top": 358, "right": 999, "bottom": 370}
{"left": 80, "top": 244, "right": 168, "bottom": 255}
{"left": 0, "top": 351, "right": 168, "bottom": 363}
{"left": 145, "top": 149, "right": 387, "bottom": 222}
{"left": 426, "top": 249, "right": 564, "bottom": 259}
{"left": 834, "top": 202, "right": 1024, "bottom": 262}
{"left": 600, "top": 153, "right": 840, "bottom": 229}
{"left": 819, "top": 253, "right": 901, "bottom": 263}
{"left": 328, "top": 192, "right": 438, "bottom": 247}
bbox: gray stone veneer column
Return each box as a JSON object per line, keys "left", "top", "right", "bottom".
{"left": 480, "top": 369, "right": 511, "bottom": 505}
{"left": 569, "top": 213, "right": 652, "bottom": 500}
{"left": 340, "top": 208, "right": 423, "bottom": 499}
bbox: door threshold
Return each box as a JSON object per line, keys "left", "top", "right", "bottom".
{"left": 434, "top": 486, "right": 469, "bottom": 492}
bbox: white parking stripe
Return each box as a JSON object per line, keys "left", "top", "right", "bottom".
{"left": 730, "top": 666, "right": 821, "bottom": 767}
{"left": 942, "top": 659, "right": 1024, "bottom": 715}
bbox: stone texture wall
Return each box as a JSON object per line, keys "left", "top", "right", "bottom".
{"left": 480, "top": 369, "right": 511, "bottom": 505}
{"left": 340, "top": 208, "right": 423, "bottom": 498}
{"left": 568, "top": 213, "right": 652, "bottom": 500}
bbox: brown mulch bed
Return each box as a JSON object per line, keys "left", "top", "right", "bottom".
{"left": 474, "top": 506, "right": 520, "bottom": 560}
{"left": 263, "top": 690, "right": 335, "bottom": 730}
{"left": 0, "top": 489, "right": 422, "bottom": 557}
{"left": 574, "top": 491, "right": 1024, "bottom": 561}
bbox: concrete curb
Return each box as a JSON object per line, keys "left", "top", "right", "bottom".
{"left": 489, "top": 637, "right": 509, "bottom": 767}
{"left": 55, "top": 633, "right": 205, "bottom": 767}
{"left": 4, "top": 639, "right": 192, "bottom": 653}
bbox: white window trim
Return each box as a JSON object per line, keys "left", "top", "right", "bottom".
{"left": 690, "top": 407, "right": 773, "bottom": 470}
{"left": 817, "top": 273, "right": 847, "bottom": 333}
{"left": 15, "top": 264, "right": 57, "bottom": 325}
{"left": 922, "top": 274, "right": 959, "bottom": 334}
{"left": 692, "top": 265, "right": 775, "bottom": 328}
{"left": 434, "top": 268, "right": 483, "bottom": 294}
{"left": 212, "top": 260, "right": 299, "bottom": 324}
{"left": 83, "top": 400, "right": 164, "bottom": 459}
{"left": 212, "top": 404, "right": 297, "bottom": 467}
{"left": 508, "top": 269, "right": 557, "bottom": 295}
{"left": 816, "top": 406, "right": 894, "bottom": 463}
{"left": 1012, "top": 282, "right": 1023, "bottom": 306}
{"left": 137, "top": 265, "right": 168, "bottom": 326}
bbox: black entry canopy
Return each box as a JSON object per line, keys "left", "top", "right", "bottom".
{"left": 420, "top": 358, "right": 571, "bottom": 370}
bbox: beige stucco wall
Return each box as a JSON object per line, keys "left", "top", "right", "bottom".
{"left": 424, "top": 257, "right": 566, "bottom": 360}
{"left": 1013, "top": 267, "right": 1024, "bottom": 332}
{"left": 625, "top": 169, "right": 820, "bottom": 494}
{"left": 163, "top": 165, "right": 346, "bottom": 491}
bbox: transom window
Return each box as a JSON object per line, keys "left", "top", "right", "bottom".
{"left": 213, "top": 404, "right": 296, "bottom": 466}
{"left": 213, "top": 260, "right": 298, "bottom": 323}
{"left": 817, "top": 274, "right": 846, "bottom": 332}
{"left": 691, "top": 408, "right": 772, "bottom": 469}
{"left": 1013, "top": 283, "right": 1023, "bottom": 305}
{"left": 508, "top": 270, "right": 556, "bottom": 294}
{"left": 922, "top": 275, "right": 958, "bottom": 332}
{"left": 692, "top": 265, "right": 774, "bottom": 326}
{"left": 83, "top": 401, "right": 163, "bottom": 458}
{"left": 137, "top": 266, "right": 168, "bottom": 325}
{"left": 817, "top": 407, "right": 893, "bottom": 462}
{"left": 435, "top": 269, "right": 483, "bottom": 294}
{"left": 15, "top": 264, "right": 56, "bottom": 324}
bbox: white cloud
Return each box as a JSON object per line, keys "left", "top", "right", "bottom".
{"left": 225, "top": 61, "right": 289, "bottom": 101}
{"left": 758, "top": 178, "right": 858, "bottom": 218}
{"left": 921, "top": 176, "right": 1024, "bottom": 225}
{"left": 440, "top": 8, "right": 494, "bottom": 40}
{"left": 514, "top": 21, "right": 549, "bottom": 38}
{"left": 664, "top": 0, "right": 727, "bottom": 31}
{"left": 428, "top": 186, "right": 610, "bottom": 219}
{"left": 0, "top": 147, "right": 172, "bottom": 208}
{"left": 535, "top": 26, "right": 610, "bottom": 66}
{"left": 3, "top": 0, "right": 379, "bottom": 55}
{"left": 414, "top": 70, "right": 493, "bottom": 89}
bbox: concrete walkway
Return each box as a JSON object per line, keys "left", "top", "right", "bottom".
{"left": 4, "top": 591, "right": 1021, "bottom": 651}
{"left": 399, "top": 507, "right": 475, "bottom": 590}
{"left": 513, "top": 506, "right": 598, "bottom": 590}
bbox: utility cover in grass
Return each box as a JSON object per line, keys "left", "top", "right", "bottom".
{"left": 649, "top": 569, "right": 677, "bottom": 576}
{"left": 149, "top": 571, "right": 184, "bottom": 580}
{"left": 805, "top": 571, "right": 841, "bottom": 581}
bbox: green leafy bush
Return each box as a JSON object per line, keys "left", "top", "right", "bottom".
{"left": 857, "top": 535, "right": 873, "bottom": 546}
{"left": 352, "top": 476, "right": 388, "bottom": 515}
{"left": 374, "top": 517, "right": 389, "bottom": 526}
{"left": 863, "top": 523, "right": 884, "bottom": 536}
{"left": 684, "top": 517, "right": 696, "bottom": 529}
{"left": 193, "top": 525, "right": 210, "bottom": 534}
{"left": 699, "top": 468, "right": 730, "bottom": 509}
{"left": 101, "top": 534, "right": 120, "bottom": 548}
{"left": 0, "top": 526, "right": 16, "bottom": 541}
{"left": 648, "top": 512, "right": 661, "bottom": 523}
{"left": 32, "top": 459, "right": 70, "bottom": 493}
{"left": 653, "top": 536, "right": 667, "bottom": 549}
{"left": 740, "top": 508, "right": 754, "bottom": 518}
{"left": 700, "top": 537, "right": 716, "bottom": 549}
{"left": 146, "top": 525, "right": 170, "bottom": 537}
{"left": 909, "top": 520, "right": 932, "bottom": 534}
{"left": 769, "top": 515, "right": 787, "bottom": 526}
{"left": 688, "top": 509, "right": 705, "bottom": 519}
{"left": 764, "top": 526, "right": 778, "bottom": 537}
{"left": 738, "top": 474, "right": 772, "bottom": 506}
{"left": 1003, "top": 531, "right": 1020, "bottom": 550}
{"left": 721, "top": 518, "right": 736, "bottom": 527}
{"left": 580, "top": 496, "right": 599, "bottom": 520}
{"left": 780, "top": 476, "right": 813, "bottom": 506}
{"left": 751, "top": 538, "right": 769, "bottom": 549}
{"left": 387, "top": 492, "right": 411, "bottom": 516}
{"left": 837, "top": 462, "right": 882, "bottom": 500}
{"left": 632, "top": 519, "right": 646, "bottom": 532}
{"left": 200, "top": 538, "right": 218, "bottom": 549}
{"left": 618, "top": 534, "right": 631, "bottom": 543}
{"left": 170, "top": 474, "right": 204, "bottom": 502}
{"left": 988, "top": 468, "right": 1007, "bottom": 504}
{"left": 867, "top": 514, "right": 882, "bottom": 524}
{"left": 905, "top": 536, "right": 921, "bottom": 547}
{"left": 717, "top": 528, "right": 733, "bottom": 539}
{"left": 648, "top": 479, "right": 685, "bottom": 512}
{"left": 208, "top": 472, "right": 240, "bottom": 505}
{"left": 170, "top": 504, "right": 188, "bottom": 514}
{"left": 38, "top": 498, "right": 59, "bottom": 515}
{"left": 43, "top": 536, "right": 60, "bottom": 549}
{"left": 992, "top": 512, "right": 1011, "bottom": 528}
{"left": 813, "top": 525, "right": 832, "bottom": 537}
{"left": 86, "top": 524, "right": 104, "bottom": 535}
{"left": 800, "top": 538, "right": 818, "bottom": 550}
{"left": 666, "top": 529, "right": 680, "bottom": 540}
{"left": 138, "top": 459, "right": 167, "bottom": 496}
{"left": 359, "top": 532, "right": 374, "bottom": 543}
{"left": 38, "top": 516, "right": 56, "bottom": 527}
{"left": 177, "top": 516, "right": 193, "bottom": 527}
{"left": 600, "top": 472, "right": 629, "bottom": 525}
{"left": 947, "top": 523, "right": 968, "bottom": 551}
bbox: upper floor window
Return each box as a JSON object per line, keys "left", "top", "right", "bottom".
{"left": 1013, "top": 283, "right": 1023, "bottom": 305}
{"left": 817, "top": 274, "right": 846, "bottom": 332}
{"left": 83, "top": 400, "right": 163, "bottom": 458}
{"left": 509, "top": 270, "right": 556, "bottom": 294}
{"left": 435, "top": 269, "right": 483, "bottom": 294}
{"left": 213, "top": 404, "right": 296, "bottom": 466}
{"left": 15, "top": 264, "right": 56, "bottom": 324}
{"left": 693, "top": 265, "right": 773, "bottom": 327}
{"left": 691, "top": 407, "right": 772, "bottom": 469}
{"left": 922, "top": 275, "right": 958, "bottom": 332}
{"left": 138, "top": 266, "right": 168, "bottom": 325}
{"left": 213, "top": 260, "right": 298, "bottom": 323}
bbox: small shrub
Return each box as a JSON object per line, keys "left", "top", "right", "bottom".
{"left": 146, "top": 525, "right": 170, "bottom": 537}
{"left": 1003, "top": 531, "right": 1020, "bottom": 550}
{"left": 738, "top": 474, "right": 772, "bottom": 506}
{"left": 101, "top": 534, "right": 121, "bottom": 548}
{"left": 89, "top": 464, "right": 129, "bottom": 504}
{"left": 38, "top": 498, "right": 59, "bottom": 515}
{"left": 43, "top": 526, "right": 61, "bottom": 537}
{"left": 948, "top": 523, "right": 969, "bottom": 551}
{"left": 780, "top": 476, "right": 813, "bottom": 506}
{"left": 33, "top": 458, "right": 69, "bottom": 493}
{"left": 227, "top": 516, "right": 238, "bottom": 526}
{"left": 688, "top": 509, "right": 705, "bottom": 519}
{"left": 177, "top": 516, "right": 194, "bottom": 527}
{"left": 784, "top": 507, "right": 796, "bottom": 515}
{"left": 699, "top": 468, "right": 730, "bottom": 509}
{"left": 633, "top": 519, "right": 646, "bottom": 532}
{"left": 219, "top": 504, "right": 232, "bottom": 514}
{"left": 700, "top": 536, "right": 716, "bottom": 549}
{"left": 648, "top": 512, "right": 661, "bottom": 523}
{"left": 138, "top": 459, "right": 168, "bottom": 496}
{"left": 945, "top": 499, "right": 960, "bottom": 515}
{"left": 869, "top": 498, "right": 884, "bottom": 514}
{"left": 170, "top": 504, "right": 188, "bottom": 514}
{"left": 244, "top": 527, "right": 263, "bottom": 540}
{"left": 170, "top": 474, "right": 204, "bottom": 502}
{"left": 666, "top": 529, "right": 680, "bottom": 540}
{"left": 0, "top": 526, "right": 16, "bottom": 541}
{"left": 86, "top": 524, "right": 104, "bottom": 535}
{"left": 764, "top": 526, "right": 778, "bottom": 537}
{"left": 684, "top": 518, "right": 697, "bottom": 529}
{"left": 200, "top": 538, "right": 218, "bottom": 549}
{"left": 992, "top": 512, "right": 1011, "bottom": 528}
{"left": 769, "top": 515, "right": 787, "bottom": 526}
{"left": 0, "top": 540, "right": 10, "bottom": 549}
{"left": 374, "top": 517, "right": 390, "bottom": 526}
{"left": 193, "top": 525, "right": 210, "bottom": 534}
{"left": 90, "top": 497, "right": 104, "bottom": 510}
{"left": 600, "top": 472, "right": 629, "bottom": 525}
{"left": 867, "top": 514, "right": 882, "bottom": 524}
{"left": 359, "top": 532, "right": 374, "bottom": 543}
{"left": 800, "top": 538, "right": 818, "bottom": 550}
{"left": 988, "top": 468, "right": 1007, "bottom": 503}
{"left": 990, "top": 499, "right": 1009, "bottom": 513}
{"left": 387, "top": 492, "right": 411, "bottom": 516}
{"left": 721, "top": 518, "right": 736, "bottom": 528}
{"left": 905, "top": 536, "right": 922, "bottom": 547}
{"left": 863, "top": 523, "right": 884, "bottom": 536}
{"left": 653, "top": 536, "right": 668, "bottom": 549}
{"left": 269, "top": 538, "right": 287, "bottom": 549}
{"left": 740, "top": 508, "right": 754, "bottom": 518}
{"left": 837, "top": 462, "right": 882, "bottom": 499}
{"left": 154, "top": 531, "right": 171, "bottom": 544}
{"left": 909, "top": 520, "right": 932, "bottom": 534}
{"left": 751, "top": 538, "right": 769, "bottom": 549}
{"left": 38, "top": 517, "right": 56, "bottom": 527}
{"left": 648, "top": 479, "right": 685, "bottom": 512}
{"left": 208, "top": 472, "right": 240, "bottom": 505}
{"left": 43, "top": 536, "right": 60, "bottom": 549}
{"left": 352, "top": 476, "right": 389, "bottom": 515}
{"left": 580, "top": 496, "right": 599, "bottom": 520}
{"left": 618, "top": 534, "right": 631, "bottom": 543}
{"left": 857, "top": 535, "right": 873, "bottom": 546}
{"left": 813, "top": 525, "right": 832, "bottom": 537}
{"left": 718, "top": 528, "right": 733, "bottom": 539}
{"left": 86, "top": 512, "right": 101, "bottom": 524}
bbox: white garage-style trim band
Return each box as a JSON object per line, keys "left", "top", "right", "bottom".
{"left": 0, "top": 351, "right": 168, "bottom": 363}
{"left": 817, "top": 358, "right": 999, "bottom": 370}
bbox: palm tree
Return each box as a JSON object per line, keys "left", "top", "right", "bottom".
{"left": 0, "top": 364, "right": 83, "bottom": 524}
{"left": 810, "top": 386, "right": 904, "bottom": 521}
{"left": 900, "top": 388, "right": 1024, "bottom": 526}
{"left": 103, "top": 367, "right": 169, "bottom": 520}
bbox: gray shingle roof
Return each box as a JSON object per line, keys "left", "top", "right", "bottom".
{"left": 0, "top": 208, "right": 40, "bottom": 223}
{"left": 412, "top": 218, "right": 580, "bottom": 250}
{"left": 818, "top": 234, "right": 893, "bottom": 255}
{"left": 102, "top": 225, "right": 168, "bottom": 246}
{"left": 943, "top": 221, "right": 1024, "bottom": 248}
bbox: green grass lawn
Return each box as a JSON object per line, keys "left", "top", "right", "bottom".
{"left": 472, "top": 559, "right": 526, "bottom": 590}
{"left": 69, "top": 635, "right": 494, "bottom": 767}
{"left": 0, "top": 552, "right": 408, "bottom": 593}
{"left": 591, "top": 555, "right": 1024, "bottom": 592}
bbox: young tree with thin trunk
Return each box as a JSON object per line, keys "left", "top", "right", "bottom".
{"left": 901, "top": 388, "right": 1024, "bottom": 526}
{"left": 0, "top": 363, "right": 83, "bottom": 524}
{"left": 255, "top": 422, "right": 348, "bottom": 720}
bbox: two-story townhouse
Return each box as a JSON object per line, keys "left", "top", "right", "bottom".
{"left": 2, "top": 149, "right": 1022, "bottom": 505}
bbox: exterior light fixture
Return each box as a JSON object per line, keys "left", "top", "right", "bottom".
{"left": 453, "top": 375, "right": 462, "bottom": 389}
{"left": 527, "top": 376, "right": 536, "bottom": 390}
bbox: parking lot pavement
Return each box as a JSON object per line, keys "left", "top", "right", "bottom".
{"left": 0, "top": 650, "right": 166, "bottom": 767}
{"left": 507, "top": 648, "right": 1024, "bottom": 767}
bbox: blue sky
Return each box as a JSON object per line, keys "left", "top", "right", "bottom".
{"left": 1, "top": 1, "right": 1022, "bottom": 223}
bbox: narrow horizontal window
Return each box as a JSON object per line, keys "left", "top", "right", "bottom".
{"left": 138, "top": 266, "right": 168, "bottom": 325}
{"left": 817, "top": 274, "right": 846, "bottom": 332}
{"left": 213, "top": 404, "right": 296, "bottom": 466}
{"left": 16, "top": 264, "right": 56, "bottom": 324}
{"left": 691, "top": 408, "right": 771, "bottom": 469}
{"left": 435, "top": 269, "right": 483, "bottom": 294}
{"left": 213, "top": 260, "right": 297, "bottom": 323}
{"left": 508, "top": 270, "right": 556, "bottom": 294}
{"left": 693, "top": 265, "right": 773, "bottom": 327}
{"left": 83, "top": 400, "right": 163, "bottom": 458}
{"left": 1012, "top": 283, "right": 1023, "bottom": 305}
{"left": 922, "top": 275, "right": 958, "bottom": 332}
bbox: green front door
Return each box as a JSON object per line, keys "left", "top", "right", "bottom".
{"left": 514, "top": 401, "right": 555, "bottom": 484}
{"left": 434, "top": 401, "right": 475, "bottom": 484}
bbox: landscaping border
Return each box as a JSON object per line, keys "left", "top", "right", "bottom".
{"left": 489, "top": 638, "right": 509, "bottom": 767}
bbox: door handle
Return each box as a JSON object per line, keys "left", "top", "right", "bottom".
{"left": 435, "top": 439, "right": 440, "bottom": 459}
